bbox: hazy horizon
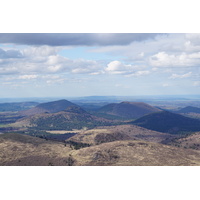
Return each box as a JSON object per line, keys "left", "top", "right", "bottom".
{"left": 1, "top": 94, "right": 200, "bottom": 104}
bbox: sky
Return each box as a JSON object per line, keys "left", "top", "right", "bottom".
{"left": 0, "top": 33, "right": 200, "bottom": 98}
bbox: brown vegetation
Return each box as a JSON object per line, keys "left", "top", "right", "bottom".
{"left": 0, "top": 133, "right": 73, "bottom": 166}
{"left": 1, "top": 126, "right": 200, "bottom": 166}
{"left": 67, "top": 125, "right": 175, "bottom": 145}
{"left": 169, "top": 132, "right": 200, "bottom": 150}
{"left": 72, "top": 140, "right": 200, "bottom": 166}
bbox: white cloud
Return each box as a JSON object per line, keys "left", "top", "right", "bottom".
{"left": 47, "top": 65, "right": 64, "bottom": 73}
{"left": 1, "top": 33, "right": 200, "bottom": 97}
{"left": 22, "top": 45, "right": 60, "bottom": 57}
{"left": 106, "top": 61, "right": 127, "bottom": 74}
{"left": 183, "top": 40, "right": 200, "bottom": 52}
{"left": 41, "top": 74, "right": 67, "bottom": 85}
{"left": 138, "top": 52, "right": 144, "bottom": 58}
{"left": 71, "top": 60, "right": 103, "bottom": 74}
{"left": 41, "top": 75, "right": 61, "bottom": 80}
{"left": 46, "top": 55, "right": 68, "bottom": 65}
{"left": 185, "top": 34, "right": 200, "bottom": 46}
{"left": 149, "top": 51, "right": 200, "bottom": 67}
{"left": 89, "top": 72, "right": 103, "bottom": 75}
{"left": 1, "top": 34, "right": 199, "bottom": 79}
{"left": 18, "top": 75, "right": 38, "bottom": 80}
{"left": 135, "top": 70, "right": 150, "bottom": 76}
{"left": 169, "top": 72, "right": 192, "bottom": 79}
{"left": 0, "top": 46, "right": 105, "bottom": 76}
{"left": 90, "top": 34, "right": 185, "bottom": 61}
{"left": 105, "top": 60, "right": 145, "bottom": 75}
{"left": 71, "top": 68, "right": 91, "bottom": 74}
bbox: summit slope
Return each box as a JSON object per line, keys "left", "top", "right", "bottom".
{"left": 131, "top": 111, "right": 200, "bottom": 134}
{"left": 97, "top": 101, "right": 161, "bottom": 119}
{"left": 19, "top": 99, "right": 77, "bottom": 116}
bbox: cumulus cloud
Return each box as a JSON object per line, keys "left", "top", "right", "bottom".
{"left": 106, "top": 61, "right": 128, "bottom": 74}
{"left": 0, "top": 33, "right": 162, "bottom": 46}
{"left": 22, "top": 45, "right": 60, "bottom": 57}
{"left": 169, "top": 72, "right": 192, "bottom": 79}
{"left": 90, "top": 34, "right": 183, "bottom": 60}
{"left": 105, "top": 60, "right": 139, "bottom": 75}
{"left": 0, "top": 45, "right": 105, "bottom": 75}
{"left": 149, "top": 51, "right": 200, "bottom": 67}
{"left": 46, "top": 55, "right": 67, "bottom": 65}
{"left": 1, "top": 33, "right": 200, "bottom": 90}
{"left": 105, "top": 60, "right": 149, "bottom": 77}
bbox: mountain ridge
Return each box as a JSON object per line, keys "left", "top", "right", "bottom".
{"left": 16, "top": 107, "right": 117, "bottom": 131}
{"left": 131, "top": 111, "right": 200, "bottom": 134}
{"left": 18, "top": 99, "right": 77, "bottom": 116}
{"left": 97, "top": 101, "right": 161, "bottom": 119}
{"left": 176, "top": 106, "right": 200, "bottom": 114}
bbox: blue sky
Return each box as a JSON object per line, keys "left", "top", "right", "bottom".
{"left": 59, "top": 47, "right": 125, "bottom": 61}
{"left": 0, "top": 33, "right": 200, "bottom": 98}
